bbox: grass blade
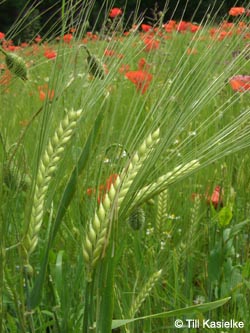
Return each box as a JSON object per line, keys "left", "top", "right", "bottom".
{"left": 111, "top": 297, "right": 231, "bottom": 329}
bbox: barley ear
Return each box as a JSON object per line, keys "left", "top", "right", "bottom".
{"left": 155, "top": 189, "right": 168, "bottom": 234}
{"left": 82, "top": 129, "right": 160, "bottom": 280}
{"left": 24, "top": 108, "right": 82, "bottom": 256}
{"left": 82, "top": 129, "right": 160, "bottom": 281}
{"left": 129, "top": 269, "right": 162, "bottom": 318}
{"left": 82, "top": 178, "right": 121, "bottom": 281}
{"left": 188, "top": 195, "right": 201, "bottom": 246}
{"left": 118, "top": 128, "right": 160, "bottom": 208}
{"left": 134, "top": 159, "right": 200, "bottom": 207}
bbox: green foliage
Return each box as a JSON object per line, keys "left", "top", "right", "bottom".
{"left": 112, "top": 297, "right": 231, "bottom": 329}
{"left": 1, "top": 1, "right": 250, "bottom": 332}
{"left": 218, "top": 206, "right": 233, "bottom": 227}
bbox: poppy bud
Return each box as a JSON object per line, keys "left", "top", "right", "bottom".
{"left": 127, "top": 207, "right": 145, "bottom": 230}
{"left": 206, "top": 185, "right": 223, "bottom": 209}
{"left": 82, "top": 45, "right": 105, "bottom": 79}
{"left": 5, "top": 52, "right": 28, "bottom": 81}
{"left": 23, "top": 264, "right": 34, "bottom": 278}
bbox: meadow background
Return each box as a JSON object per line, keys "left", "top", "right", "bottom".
{"left": 1, "top": 0, "right": 250, "bottom": 332}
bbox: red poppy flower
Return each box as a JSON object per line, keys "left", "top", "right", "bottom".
{"left": 109, "top": 8, "right": 122, "bottom": 18}
{"left": 238, "top": 21, "right": 247, "bottom": 29}
{"left": 217, "top": 31, "right": 226, "bottom": 40}
{"left": 141, "top": 24, "right": 152, "bottom": 32}
{"left": 244, "top": 33, "right": 250, "bottom": 40}
{"left": 125, "top": 70, "right": 153, "bottom": 94}
{"left": 229, "top": 75, "right": 250, "bottom": 92}
{"left": 44, "top": 49, "right": 57, "bottom": 59}
{"left": 118, "top": 64, "right": 130, "bottom": 74}
{"left": 85, "top": 174, "right": 119, "bottom": 204}
{"left": 164, "top": 23, "right": 174, "bottom": 33}
{"left": 177, "top": 21, "right": 189, "bottom": 32}
{"left": 86, "top": 32, "right": 97, "bottom": 40}
{"left": 104, "top": 48, "right": 116, "bottom": 56}
{"left": 190, "top": 24, "right": 201, "bottom": 33}
{"left": 86, "top": 187, "right": 95, "bottom": 196}
{"left": 38, "top": 84, "right": 54, "bottom": 101}
{"left": 206, "top": 185, "right": 223, "bottom": 209}
{"left": 20, "top": 42, "right": 29, "bottom": 48}
{"left": 0, "top": 32, "right": 5, "bottom": 40}
{"left": 97, "top": 174, "right": 119, "bottom": 203}
{"left": 34, "top": 35, "right": 42, "bottom": 43}
{"left": 63, "top": 33, "right": 73, "bottom": 44}
{"left": 164, "top": 20, "right": 176, "bottom": 33}
{"left": 6, "top": 45, "right": 20, "bottom": 52}
{"left": 143, "top": 37, "right": 160, "bottom": 52}
{"left": 221, "top": 21, "right": 234, "bottom": 30}
{"left": 105, "top": 174, "right": 119, "bottom": 191}
{"left": 229, "top": 7, "right": 245, "bottom": 16}
{"left": 138, "top": 58, "right": 150, "bottom": 70}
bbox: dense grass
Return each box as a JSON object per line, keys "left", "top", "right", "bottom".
{"left": 1, "top": 1, "right": 250, "bottom": 332}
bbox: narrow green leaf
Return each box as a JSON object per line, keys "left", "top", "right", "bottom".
{"left": 229, "top": 219, "right": 250, "bottom": 239}
{"left": 96, "top": 249, "right": 115, "bottom": 333}
{"left": 111, "top": 297, "right": 231, "bottom": 329}
{"left": 52, "top": 110, "right": 104, "bottom": 241}
{"left": 54, "top": 250, "right": 64, "bottom": 298}
{"left": 208, "top": 247, "right": 223, "bottom": 282}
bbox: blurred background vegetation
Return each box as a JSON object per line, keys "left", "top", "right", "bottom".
{"left": 0, "top": 0, "right": 248, "bottom": 41}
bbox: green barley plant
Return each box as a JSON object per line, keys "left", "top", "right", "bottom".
{"left": 129, "top": 269, "right": 163, "bottom": 318}
{"left": 24, "top": 108, "right": 83, "bottom": 257}
{"left": 1, "top": 0, "right": 250, "bottom": 332}
{"left": 155, "top": 189, "right": 168, "bottom": 235}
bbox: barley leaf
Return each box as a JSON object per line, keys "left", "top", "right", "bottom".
{"left": 111, "top": 297, "right": 231, "bottom": 329}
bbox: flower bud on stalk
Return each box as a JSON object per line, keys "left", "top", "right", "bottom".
{"left": 0, "top": 47, "right": 28, "bottom": 81}
{"left": 82, "top": 45, "right": 105, "bottom": 79}
{"left": 127, "top": 206, "right": 145, "bottom": 230}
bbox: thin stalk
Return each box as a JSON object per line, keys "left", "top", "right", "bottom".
{"left": 0, "top": 131, "right": 7, "bottom": 157}
{"left": 0, "top": 47, "right": 7, "bottom": 56}
{"left": 6, "top": 106, "right": 43, "bottom": 172}
{"left": 4, "top": 268, "right": 27, "bottom": 333}
{"left": 0, "top": 221, "right": 3, "bottom": 333}
{"left": 96, "top": 244, "right": 115, "bottom": 333}
{"left": 82, "top": 281, "right": 91, "bottom": 333}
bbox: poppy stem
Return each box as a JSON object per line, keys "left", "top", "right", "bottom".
{"left": 0, "top": 47, "right": 7, "bottom": 56}
{"left": 0, "top": 131, "right": 7, "bottom": 157}
{"left": 80, "top": 44, "right": 91, "bottom": 57}
{"left": 6, "top": 106, "right": 43, "bottom": 171}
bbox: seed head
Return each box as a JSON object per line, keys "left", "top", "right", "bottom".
{"left": 127, "top": 207, "right": 145, "bottom": 230}
{"left": 83, "top": 45, "right": 105, "bottom": 79}
{"left": 5, "top": 52, "right": 28, "bottom": 81}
